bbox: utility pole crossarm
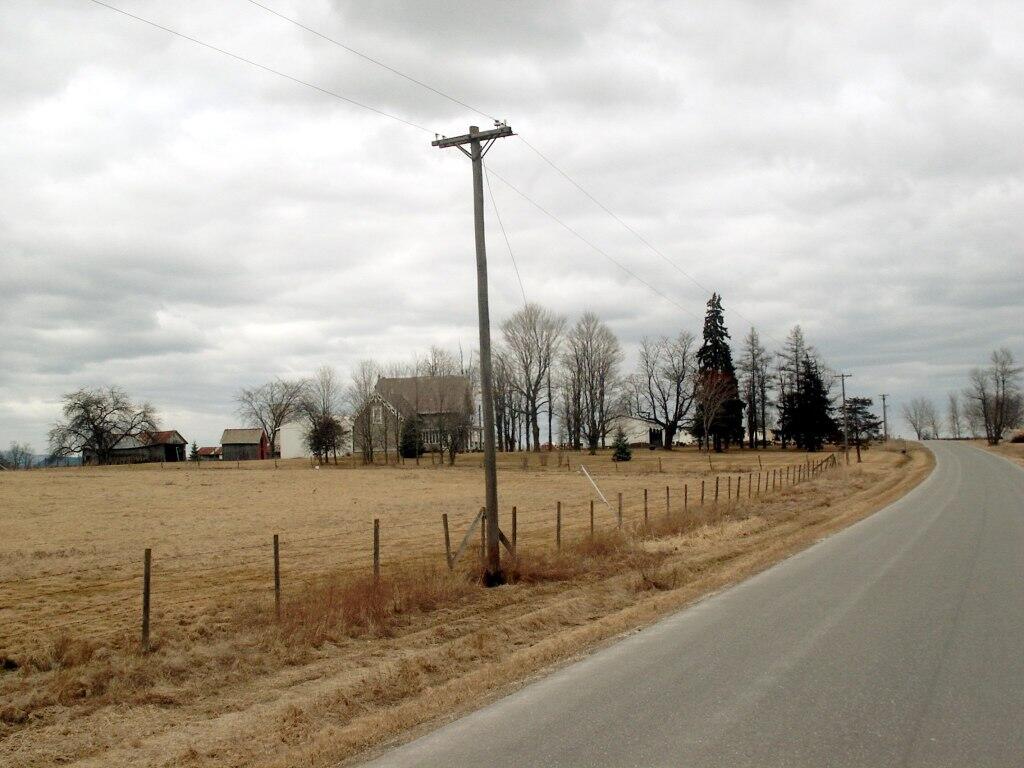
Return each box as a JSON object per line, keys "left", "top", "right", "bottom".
{"left": 431, "top": 125, "right": 513, "bottom": 148}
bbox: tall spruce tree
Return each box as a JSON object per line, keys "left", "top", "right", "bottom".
{"left": 782, "top": 359, "right": 835, "bottom": 451}
{"left": 692, "top": 293, "right": 745, "bottom": 451}
{"left": 774, "top": 325, "right": 815, "bottom": 448}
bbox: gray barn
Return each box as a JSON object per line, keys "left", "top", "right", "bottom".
{"left": 220, "top": 428, "right": 269, "bottom": 461}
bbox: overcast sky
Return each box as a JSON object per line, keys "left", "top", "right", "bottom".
{"left": 1, "top": 0, "right": 1022, "bottom": 450}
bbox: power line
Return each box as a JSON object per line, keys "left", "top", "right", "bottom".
{"left": 484, "top": 166, "right": 700, "bottom": 320}
{"left": 85, "top": 0, "right": 436, "bottom": 135}
{"left": 92, "top": 0, "right": 779, "bottom": 339}
{"left": 240, "top": 0, "right": 776, "bottom": 337}
{"left": 483, "top": 163, "right": 528, "bottom": 306}
{"left": 244, "top": 0, "right": 499, "bottom": 123}
{"left": 516, "top": 135, "right": 784, "bottom": 345}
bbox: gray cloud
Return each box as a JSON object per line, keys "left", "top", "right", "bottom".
{"left": 1, "top": 0, "right": 1022, "bottom": 450}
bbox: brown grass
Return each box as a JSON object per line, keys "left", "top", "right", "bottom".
{"left": 981, "top": 439, "right": 1024, "bottom": 468}
{"left": 0, "top": 444, "right": 931, "bottom": 767}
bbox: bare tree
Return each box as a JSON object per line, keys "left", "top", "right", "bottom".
{"left": 557, "top": 339, "right": 585, "bottom": 451}
{"left": 562, "top": 312, "right": 622, "bottom": 454}
{"left": 48, "top": 386, "right": 158, "bottom": 465}
{"left": 946, "top": 392, "right": 964, "bottom": 439}
{"left": 928, "top": 405, "right": 943, "bottom": 440}
{"left": 964, "top": 348, "right": 1023, "bottom": 445}
{"left": 0, "top": 442, "right": 34, "bottom": 470}
{"left": 432, "top": 379, "right": 474, "bottom": 466}
{"left": 493, "top": 346, "right": 525, "bottom": 452}
{"left": 348, "top": 360, "right": 380, "bottom": 463}
{"left": 501, "top": 303, "right": 565, "bottom": 451}
{"left": 694, "top": 371, "right": 734, "bottom": 454}
{"left": 738, "top": 327, "right": 771, "bottom": 448}
{"left": 300, "top": 366, "right": 348, "bottom": 464}
{"left": 236, "top": 378, "right": 306, "bottom": 457}
{"left": 625, "top": 331, "right": 697, "bottom": 449}
{"left": 901, "top": 397, "right": 939, "bottom": 440}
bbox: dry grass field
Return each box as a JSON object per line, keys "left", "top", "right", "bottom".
{"left": 0, "top": 443, "right": 932, "bottom": 767}
{"left": 982, "top": 438, "right": 1024, "bottom": 468}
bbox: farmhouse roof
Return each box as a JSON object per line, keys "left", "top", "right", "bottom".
{"left": 221, "top": 428, "right": 266, "bottom": 445}
{"left": 375, "top": 375, "right": 472, "bottom": 416}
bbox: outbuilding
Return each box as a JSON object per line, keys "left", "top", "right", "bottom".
{"left": 220, "top": 428, "right": 269, "bottom": 461}
{"left": 83, "top": 430, "right": 188, "bottom": 465}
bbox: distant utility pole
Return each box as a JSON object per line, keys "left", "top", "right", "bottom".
{"left": 880, "top": 393, "right": 889, "bottom": 442}
{"left": 838, "top": 373, "right": 852, "bottom": 464}
{"left": 433, "top": 122, "right": 514, "bottom": 586}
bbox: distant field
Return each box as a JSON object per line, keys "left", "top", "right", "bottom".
{"left": 1, "top": 446, "right": 807, "bottom": 653}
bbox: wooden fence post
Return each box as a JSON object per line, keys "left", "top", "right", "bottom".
{"left": 748, "top": 473, "right": 752, "bottom": 497}
{"left": 141, "top": 547, "right": 151, "bottom": 652}
{"left": 556, "top": 501, "right": 562, "bottom": 550}
{"left": 665, "top": 485, "right": 670, "bottom": 519}
{"left": 442, "top": 514, "right": 453, "bottom": 570}
{"left": 590, "top": 500, "right": 595, "bottom": 537}
{"left": 715, "top": 476, "right": 720, "bottom": 504}
{"left": 273, "top": 534, "right": 281, "bottom": 619}
{"left": 511, "top": 506, "right": 517, "bottom": 555}
{"left": 684, "top": 483, "right": 688, "bottom": 511}
{"left": 701, "top": 479, "right": 706, "bottom": 505}
{"left": 659, "top": 457, "right": 663, "bottom": 473}
{"left": 727, "top": 476, "right": 731, "bottom": 501}
{"left": 480, "top": 513, "right": 486, "bottom": 562}
{"left": 617, "top": 492, "right": 623, "bottom": 529}
{"left": 373, "top": 519, "right": 380, "bottom": 581}
{"left": 643, "top": 488, "right": 648, "bottom": 523}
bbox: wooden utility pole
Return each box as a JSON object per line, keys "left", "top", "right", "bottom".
{"left": 880, "top": 393, "right": 889, "bottom": 442}
{"left": 838, "top": 373, "right": 852, "bottom": 465}
{"left": 433, "top": 122, "right": 514, "bottom": 585}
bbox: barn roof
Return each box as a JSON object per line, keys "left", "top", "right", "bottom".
{"left": 221, "top": 428, "right": 266, "bottom": 445}
{"left": 197, "top": 446, "right": 220, "bottom": 456}
{"left": 110, "top": 430, "right": 186, "bottom": 450}
{"left": 375, "top": 376, "right": 472, "bottom": 416}
{"left": 147, "top": 430, "right": 187, "bottom": 445}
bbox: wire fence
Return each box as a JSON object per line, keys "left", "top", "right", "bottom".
{"left": 0, "top": 454, "right": 839, "bottom": 654}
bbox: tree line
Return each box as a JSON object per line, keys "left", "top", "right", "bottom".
{"left": 903, "top": 348, "right": 1022, "bottom": 444}
{"left": 43, "top": 292, "right": 925, "bottom": 466}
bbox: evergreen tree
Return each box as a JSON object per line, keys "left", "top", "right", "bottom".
{"left": 782, "top": 360, "right": 835, "bottom": 451}
{"left": 399, "top": 415, "right": 424, "bottom": 459}
{"left": 842, "top": 396, "right": 883, "bottom": 462}
{"left": 611, "top": 426, "right": 632, "bottom": 462}
{"left": 774, "top": 325, "right": 816, "bottom": 448}
{"left": 692, "top": 293, "right": 745, "bottom": 451}
{"left": 189, "top": 441, "right": 199, "bottom": 462}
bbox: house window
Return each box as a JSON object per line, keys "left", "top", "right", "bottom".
{"left": 372, "top": 405, "right": 383, "bottom": 425}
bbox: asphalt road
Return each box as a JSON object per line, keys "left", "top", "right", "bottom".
{"left": 363, "top": 442, "right": 1024, "bottom": 767}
